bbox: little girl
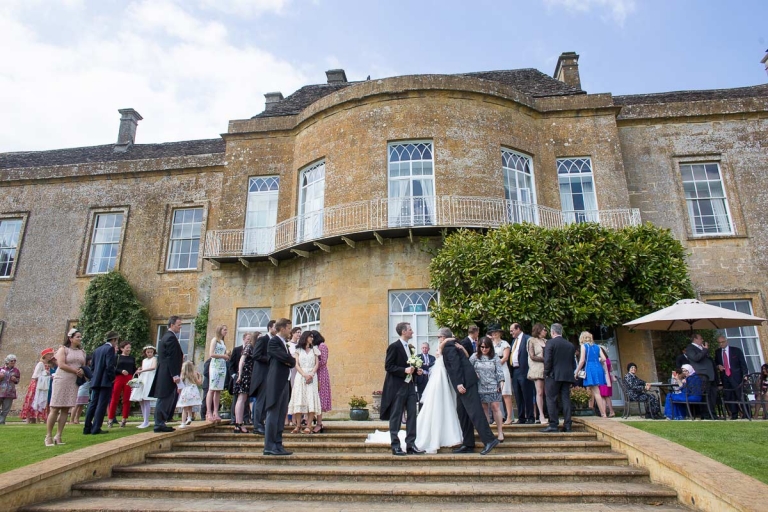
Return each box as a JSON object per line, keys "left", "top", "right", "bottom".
{"left": 176, "top": 361, "right": 202, "bottom": 427}
{"left": 70, "top": 354, "right": 93, "bottom": 424}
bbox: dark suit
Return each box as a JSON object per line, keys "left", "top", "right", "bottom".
{"left": 715, "top": 345, "right": 750, "bottom": 418}
{"left": 543, "top": 335, "right": 576, "bottom": 430}
{"left": 685, "top": 343, "right": 717, "bottom": 416}
{"left": 84, "top": 341, "right": 116, "bottom": 434}
{"left": 149, "top": 330, "right": 183, "bottom": 428}
{"left": 380, "top": 340, "right": 418, "bottom": 449}
{"left": 414, "top": 352, "right": 435, "bottom": 403}
{"left": 442, "top": 341, "right": 495, "bottom": 447}
{"left": 200, "top": 359, "right": 211, "bottom": 419}
{"left": 510, "top": 333, "right": 534, "bottom": 422}
{"left": 458, "top": 336, "right": 476, "bottom": 356}
{"left": 264, "top": 335, "right": 295, "bottom": 452}
{"left": 249, "top": 333, "right": 271, "bottom": 431}
{"left": 675, "top": 353, "right": 689, "bottom": 369}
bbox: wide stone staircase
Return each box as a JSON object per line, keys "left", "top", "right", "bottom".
{"left": 23, "top": 421, "right": 688, "bottom": 511}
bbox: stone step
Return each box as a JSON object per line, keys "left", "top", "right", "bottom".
{"left": 211, "top": 422, "right": 584, "bottom": 433}
{"left": 112, "top": 463, "right": 649, "bottom": 483}
{"left": 21, "top": 497, "right": 689, "bottom": 512}
{"left": 196, "top": 431, "right": 597, "bottom": 442}
{"left": 69, "top": 478, "right": 679, "bottom": 504}
{"left": 171, "top": 439, "right": 613, "bottom": 453}
{"left": 146, "top": 450, "right": 631, "bottom": 467}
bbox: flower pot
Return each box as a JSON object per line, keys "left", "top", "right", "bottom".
{"left": 349, "top": 408, "right": 369, "bottom": 421}
{"left": 572, "top": 408, "right": 595, "bottom": 417}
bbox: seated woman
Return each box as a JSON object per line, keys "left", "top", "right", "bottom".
{"left": 663, "top": 364, "right": 703, "bottom": 420}
{"left": 623, "top": 362, "right": 663, "bottom": 419}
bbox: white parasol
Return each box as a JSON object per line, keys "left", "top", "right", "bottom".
{"left": 623, "top": 299, "right": 765, "bottom": 332}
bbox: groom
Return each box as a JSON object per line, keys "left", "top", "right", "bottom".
{"left": 439, "top": 327, "right": 499, "bottom": 456}
{"left": 380, "top": 322, "right": 426, "bottom": 456}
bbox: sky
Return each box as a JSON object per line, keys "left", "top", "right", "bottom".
{"left": 1, "top": 0, "right": 766, "bottom": 152}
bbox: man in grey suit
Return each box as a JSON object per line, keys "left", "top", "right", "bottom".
{"left": 685, "top": 333, "right": 717, "bottom": 418}
{"left": 541, "top": 323, "right": 576, "bottom": 433}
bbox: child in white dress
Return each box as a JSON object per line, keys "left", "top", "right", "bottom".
{"left": 176, "top": 361, "right": 202, "bottom": 427}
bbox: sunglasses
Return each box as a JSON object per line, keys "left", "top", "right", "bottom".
{"left": 480, "top": 345, "right": 491, "bottom": 349}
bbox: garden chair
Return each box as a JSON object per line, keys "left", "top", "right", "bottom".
{"left": 719, "top": 373, "right": 756, "bottom": 421}
{"left": 617, "top": 377, "right": 646, "bottom": 419}
{"left": 670, "top": 375, "right": 715, "bottom": 420}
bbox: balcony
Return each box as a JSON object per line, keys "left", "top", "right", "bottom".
{"left": 203, "top": 196, "right": 641, "bottom": 263}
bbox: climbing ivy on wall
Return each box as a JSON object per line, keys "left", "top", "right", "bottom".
{"left": 78, "top": 271, "right": 150, "bottom": 359}
{"left": 428, "top": 222, "right": 694, "bottom": 337}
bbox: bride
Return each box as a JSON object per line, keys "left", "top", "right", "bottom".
{"left": 413, "top": 337, "right": 464, "bottom": 453}
{"left": 366, "top": 337, "right": 463, "bottom": 453}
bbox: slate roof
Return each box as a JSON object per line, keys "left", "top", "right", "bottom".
{"left": 252, "top": 68, "right": 585, "bottom": 118}
{"left": 0, "top": 138, "right": 225, "bottom": 170}
{"left": 614, "top": 84, "right": 768, "bottom": 105}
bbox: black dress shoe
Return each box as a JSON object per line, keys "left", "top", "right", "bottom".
{"left": 253, "top": 428, "right": 265, "bottom": 435}
{"left": 263, "top": 449, "right": 277, "bottom": 455}
{"left": 480, "top": 438, "right": 499, "bottom": 455}
{"left": 273, "top": 448, "right": 293, "bottom": 456}
{"left": 452, "top": 445, "right": 474, "bottom": 454}
{"left": 526, "top": 418, "right": 535, "bottom": 424}
{"left": 561, "top": 426, "right": 573, "bottom": 433}
{"left": 539, "top": 426, "right": 559, "bottom": 433}
{"left": 407, "top": 446, "right": 426, "bottom": 455}
{"left": 154, "top": 426, "right": 175, "bottom": 433}
{"left": 92, "top": 429, "right": 109, "bottom": 434}
{"left": 515, "top": 418, "right": 526, "bottom": 424}
{"left": 392, "top": 447, "right": 407, "bottom": 456}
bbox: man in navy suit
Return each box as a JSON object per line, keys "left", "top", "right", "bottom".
{"left": 380, "top": 322, "right": 425, "bottom": 456}
{"left": 83, "top": 331, "right": 119, "bottom": 435}
{"left": 509, "top": 323, "right": 535, "bottom": 424}
{"left": 541, "top": 323, "right": 576, "bottom": 433}
{"left": 458, "top": 325, "right": 480, "bottom": 358}
{"left": 414, "top": 342, "right": 435, "bottom": 404}
{"left": 263, "top": 318, "right": 295, "bottom": 456}
{"left": 715, "top": 336, "right": 751, "bottom": 419}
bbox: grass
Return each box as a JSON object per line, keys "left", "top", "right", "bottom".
{"left": 0, "top": 422, "right": 147, "bottom": 473}
{"left": 626, "top": 421, "right": 768, "bottom": 484}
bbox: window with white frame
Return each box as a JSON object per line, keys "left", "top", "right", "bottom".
{"left": 245, "top": 177, "right": 279, "bottom": 255}
{"left": 388, "top": 142, "right": 435, "bottom": 227}
{"left": 298, "top": 162, "right": 325, "bottom": 242}
{"left": 680, "top": 163, "right": 733, "bottom": 236}
{"left": 86, "top": 213, "right": 124, "bottom": 274}
{"left": 157, "top": 322, "right": 194, "bottom": 361}
{"left": 707, "top": 300, "right": 765, "bottom": 374}
{"left": 236, "top": 308, "right": 271, "bottom": 347}
{"left": 389, "top": 290, "right": 439, "bottom": 354}
{"left": 167, "top": 208, "right": 203, "bottom": 271}
{"left": 293, "top": 300, "right": 321, "bottom": 332}
{"left": 557, "top": 157, "right": 598, "bottom": 224}
{"left": 0, "top": 218, "right": 23, "bottom": 278}
{"left": 502, "top": 149, "right": 536, "bottom": 223}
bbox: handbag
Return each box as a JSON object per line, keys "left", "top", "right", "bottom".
{"left": 577, "top": 370, "right": 586, "bottom": 379}
{"left": 127, "top": 377, "right": 142, "bottom": 389}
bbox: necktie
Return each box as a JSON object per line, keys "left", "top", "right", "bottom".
{"left": 472, "top": 340, "right": 476, "bottom": 352}
{"left": 723, "top": 349, "right": 731, "bottom": 377}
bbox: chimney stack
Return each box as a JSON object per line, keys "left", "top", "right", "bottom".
{"left": 116, "top": 108, "right": 142, "bottom": 146}
{"left": 761, "top": 50, "right": 768, "bottom": 77}
{"left": 264, "top": 92, "right": 284, "bottom": 112}
{"left": 553, "top": 52, "right": 581, "bottom": 89}
{"left": 325, "top": 69, "right": 348, "bottom": 84}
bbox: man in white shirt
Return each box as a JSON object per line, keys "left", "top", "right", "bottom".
{"left": 509, "top": 323, "right": 535, "bottom": 424}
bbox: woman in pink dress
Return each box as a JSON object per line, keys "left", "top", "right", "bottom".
{"left": 311, "top": 330, "right": 331, "bottom": 433}
{"left": 598, "top": 345, "right": 616, "bottom": 417}
{"left": 46, "top": 328, "right": 86, "bottom": 446}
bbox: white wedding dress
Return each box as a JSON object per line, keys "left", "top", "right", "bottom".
{"left": 366, "top": 356, "right": 463, "bottom": 453}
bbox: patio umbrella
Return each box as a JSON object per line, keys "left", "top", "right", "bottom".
{"left": 623, "top": 299, "right": 765, "bottom": 332}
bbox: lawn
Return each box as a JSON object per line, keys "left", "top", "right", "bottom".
{"left": 626, "top": 421, "right": 768, "bottom": 484}
{"left": 0, "top": 422, "right": 146, "bottom": 473}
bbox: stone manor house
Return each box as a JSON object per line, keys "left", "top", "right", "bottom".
{"left": 1, "top": 52, "right": 767, "bottom": 411}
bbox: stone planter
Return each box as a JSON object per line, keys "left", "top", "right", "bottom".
{"left": 349, "top": 408, "right": 370, "bottom": 421}
{"left": 572, "top": 408, "right": 596, "bottom": 417}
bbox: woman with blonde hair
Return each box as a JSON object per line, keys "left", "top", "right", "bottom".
{"left": 526, "top": 323, "right": 548, "bottom": 425}
{"left": 574, "top": 331, "right": 610, "bottom": 418}
{"left": 205, "top": 325, "right": 230, "bottom": 422}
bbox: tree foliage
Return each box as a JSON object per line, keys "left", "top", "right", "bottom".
{"left": 654, "top": 329, "right": 718, "bottom": 381}
{"left": 193, "top": 299, "right": 209, "bottom": 352}
{"left": 78, "top": 271, "right": 150, "bottom": 359}
{"left": 428, "top": 222, "right": 694, "bottom": 337}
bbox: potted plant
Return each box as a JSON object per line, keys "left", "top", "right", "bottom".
{"left": 348, "top": 395, "right": 369, "bottom": 421}
{"left": 219, "top": 390, "right": 233, "bottom": 419}
{"left": 570, "top": 386, "right": 595, "bottom": 416}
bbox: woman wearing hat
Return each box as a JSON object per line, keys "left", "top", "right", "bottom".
{"left": 0, "top": 354, "right": 21, "bottom": 424}
{"left": 46, "top": 328, "right": 86, "bottom": 446}
{"left": 20, "top": 348, "right": 55, "bottom": 423}
{"left": 130, "top": 345, "right": 158, "bottom": 429}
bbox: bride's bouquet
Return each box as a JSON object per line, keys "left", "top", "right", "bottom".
{"left": 404, "top": 350, "right": 423, "bottom": 383}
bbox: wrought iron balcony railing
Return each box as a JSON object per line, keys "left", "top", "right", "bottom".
{"left": 204, "top": 196, "right": 641, "bottom": 259}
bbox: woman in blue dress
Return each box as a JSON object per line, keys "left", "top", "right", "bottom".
{"left": 663, "top": 364, "right": 702, "bottom": 420}
{"left": 574, "top": 331, "right": 610, "bottom": 417}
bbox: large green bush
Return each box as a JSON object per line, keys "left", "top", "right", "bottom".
{"left": 78, "top": 271, "right": 150, "bottom": 359}
{"left": 428, "top": 222, "right": 694, "bottom": 337}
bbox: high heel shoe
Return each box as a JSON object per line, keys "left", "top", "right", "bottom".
{"left": 233, "top": 423, "right": 244, "bottom": 434}
{"left": 44, "top": 435, "right": 55, "bottom": 447}
{"left": 290, "top": 427, "right": 301, "bottom": 434}
{"left": 120, "top": 419, "right": 127, "bottom": 428}
{"left": 312, "top": 424, "right": 324, "bottom": 434}
{"left": 53, "top": 435, "right": 66, "bottom": 445}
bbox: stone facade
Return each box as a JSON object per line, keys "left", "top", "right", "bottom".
{"left": 1, "top": 53, "right": 766, "bottom": 412}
